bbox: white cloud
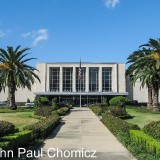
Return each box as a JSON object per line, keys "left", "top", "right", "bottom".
{"left": 105, "top": 0, "right": 119, "bottom": 8}
{"left": 0, "top": 30, "right": 5, "bottom": 38}
{"left": 22, "top": 29, "right": 48, "bottom": 46}
{"left": 21, "top": 32, "right": 31, "bottom": 37}
{"left": 32, "top": 29, "right": 48, "bottom": 46}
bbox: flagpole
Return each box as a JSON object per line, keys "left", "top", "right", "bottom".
{"left": 79, "top": 59, "right": 82, "bottom": 108}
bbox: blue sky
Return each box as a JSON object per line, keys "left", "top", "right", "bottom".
{"left": 0, "top": 0, "right": 160, "bottom": 67}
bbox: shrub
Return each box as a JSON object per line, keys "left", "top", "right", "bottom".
{"left": 109, "top": 96, "right": 130, "bottom": 107}
{"left": 40, "top": 96, "right": 50, "bottom": 105}
{"left": 143, "top": 121, "right": 160, "bottom": 141}
{"left": 55, "top": 107, "right": 70, "bottom": 116}
{"left": 24, "top": 113, "right": 60, "bottom": 139}
{"left": 0, "top": 121, "right": 17, "bottom": 137}
{"left": 0, "top": 130, "right": 32, "bottom": 150}
{"left": 89, "top": 105, "right": 104, "bottom": 116}
{"left": 34, "top": 96, "right": 42, "bottom": 108}
{"left": 130, "top": 130, "right": 160, "bottom": 157}
{"left": 109, "top": 96, "right": 130, "bottom": 117}
{"left": 102, "top": 112, "right": 140, "bottom": 136}
{"left": 51, "top": 97, "right": 58, "bottom": 110}
{"left": 34, "top": 106, "right": 53, "bottom": 117}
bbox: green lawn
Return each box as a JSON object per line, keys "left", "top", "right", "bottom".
{"left": 0, "top": 107, "right": 40, "bottom": 130}
{"left": 125, "top": 107, "right": 160, "bottom": 128}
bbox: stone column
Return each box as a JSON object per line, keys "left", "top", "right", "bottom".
{"left": 99, "top": 67, "right": 102, "bottom": 92}
{"left": 59, "top": 66, "right": 63, "bottom": 92}
{"left": 85, "top": 67, "right": 89, "bottom": 92}
{"left": 115, "top": 63, "right": 118, "bottom": 92}
{"left": 72, "top": 67, "right": 76, "bottom": 92}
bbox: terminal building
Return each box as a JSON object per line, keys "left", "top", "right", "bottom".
{"left": 0, "top": 62, "right": 159, "bottom": 104}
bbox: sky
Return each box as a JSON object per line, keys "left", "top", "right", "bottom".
{"left": 0, "top": 0, "right": 160, "bottom": 67}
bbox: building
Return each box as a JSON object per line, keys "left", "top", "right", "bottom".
{"left": 1, "top": 62, "right": 158, "bottom": 104}
{"left": 0, "top": 62, "right": 128, "bottom": 105}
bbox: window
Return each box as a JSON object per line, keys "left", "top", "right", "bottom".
{"left": 63, "top": 67, "right": 73, "bottom": 92}
{"left": 76, "top": 67, "right": 86, "bottom": 92}
{"left": 102, "top": 67, "right": 112, "bottom": 92}
{"left": 89, "top": 67, "right": 99, "bottom": 92}
{"left": 49, "top": 67, "right": 60, "bottom": 92}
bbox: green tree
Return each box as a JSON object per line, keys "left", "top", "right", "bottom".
{"left": 0, "top": 46, "right": 40, "bottom": 110}
{"left": 126, "top": 42, "right": 160, "bottom": 111}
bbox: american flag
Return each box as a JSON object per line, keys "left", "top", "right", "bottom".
{"left": 78, "top": 59, "right": 81, "bottom": 80}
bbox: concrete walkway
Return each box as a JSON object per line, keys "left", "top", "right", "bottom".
{"left": 37, "top": 108, "right": 136, "bottom": 160}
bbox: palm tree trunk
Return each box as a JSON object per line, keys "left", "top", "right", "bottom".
{"left": 152, "top": 83, "right": 159, "bottom": 112}
{"left": 8, "top": 81, "right": 17, "bottom": 110}
{"left": 147, "top": 84, "right": 153, "bottom": 109}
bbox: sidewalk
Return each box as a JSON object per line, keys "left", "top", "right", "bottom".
{"left": 37, "top": 107, "right": 136, "bottom": 160}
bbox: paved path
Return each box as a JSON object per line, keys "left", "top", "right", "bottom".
{"left": 37, "top": 108, "right": 136, "bottom": 160}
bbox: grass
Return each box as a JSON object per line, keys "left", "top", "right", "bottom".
{"left": 0, "top": 107, "right": 40, "bottom": 130}
{"left": 125, "top": 106, "right": 160, "bottom": 128}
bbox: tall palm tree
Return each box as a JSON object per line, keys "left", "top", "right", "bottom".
{"left": 140, "top": 38, "right": 160, "bottom": 110}
{"left": 126, "top": 48, "right": 154, "bottom": 109}
{"left": 0, "top": 46, "right": 40, "bottom": 110}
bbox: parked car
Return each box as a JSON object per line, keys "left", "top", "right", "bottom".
{"left": 0, "top": 101, "right": 7, "bottom": 106}
{"left": 25, "top": 102, "right": 34, "bottom": 107}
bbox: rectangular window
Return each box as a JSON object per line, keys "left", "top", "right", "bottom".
{"left": 63, "top": 67, "right": 73, "bottom": 92}
{"left": 76, "top": 67, "right": 86, "bottom": 92}
{"left": 49, "top": 67, "right": 60, "bottom": 92}
{"left": 102, "top": 67, "right": 112, "bottom": 92}
{"left": 89, "top": 67, "right": 99, "bottom": 92}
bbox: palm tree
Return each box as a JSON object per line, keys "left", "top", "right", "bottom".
{"left": 0, "top": 46, "right": 40, "bottom": 110}
{"left": 140, "top": 38, "right": 160, "bottom": 110}
{"left": 126, "top": 48, "right": 154, "bottom": 109}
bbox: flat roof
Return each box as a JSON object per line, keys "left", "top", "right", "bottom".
{"left": 34, "top": 92, "right": 128, "bottom": 96}
{"left": 37, "top": 62, "right": 125, "bottom": 65}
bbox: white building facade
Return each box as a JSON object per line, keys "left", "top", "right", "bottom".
{"left": 1, "top": 62, "right": 157, "bottom": 104}
{"left": 0, "top": 62, "right": 128, "bottom": 104}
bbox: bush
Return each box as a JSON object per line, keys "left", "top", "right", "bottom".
{"left": 130, "top": 130, "right": 160, "bottom": 157}
{"left": 40, "top": 97, "right": 50, "bottom": 105}
{"left": 102, "top": 112, "right": 140, "bottom": 136}
{"left": 24, "top": 113, "right": 60, "bottom": 139}
{"left": 89, "top": 105, "right": 104, "bottom": 116}
{"left": 109, "top": 96, "right": 130, "bottom": 117}
{"left": 0, "top": 130, "right": 32, "bottom": 150}
{"left": 51, "top": 98, "right": 58, "bottom": 110}
{"left": 55, "top": 107, "right": 70, "bottom": 116}
{"left": 109, "top": 96, "right": 130, "bottom": 107}
{"left": 34, "top": 106, "right": 53, "bottom": 117}
{"left": 143, "top": 121, "right": 160, "bottom": 141}
{"left": 0, "top": 121, "right": 17, "bottom": 137}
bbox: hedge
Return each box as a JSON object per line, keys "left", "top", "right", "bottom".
{"left": 102, "top": 112, "right": 140, "bottom": 136}
{"left": 89, "top": 105, "right": 104, "bottom": 116}
{"left": 0, "top": 120, "right": 17, "bottom": 137}
{"left": 24, "top": 113, "right": 60, "bottom": 139}
{"left": 0, "top": 130, "right": 32, "bottom": 150}
{"left": 130, "top": 130, "right": 160, "bottom": 157}
{"left": 143, "top": 121, "right": 160, "bottom": 141}
{"left": 53, "top": 107, "right": 70, "bottom": 116}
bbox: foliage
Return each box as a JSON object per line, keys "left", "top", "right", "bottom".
{"left": 54, "top": 107, "right": 70, "bottom": 116}
{"left": 143, "top": 121, "right": 160, "bottom": 141}
{"left": 102, "top": 112, "right": 140, "bottom": 136}
{"left": 109, "top": 96, "right": 130, "bottom": 117}
{"left": 23, "top": 113, "right": 60, "bottom": 139}
{"left": 0, "top": 46, "right": 40, "bottom": 110}
{"left": 34, "top": 96, "right": 42, "bottom": 108}
{"left": 101, "top": 97, "right": 108, "bottom": 106}
{"left": 0, "top": 120, "right": 17, "bottom": 137}
{"left": 40, "top": 96, "right": 50, "bottom": 105}
{"left": 109, "top": 96, "right": 130, "bottom": 107}
{"left": 0, "top": 130, "right": 32, "bottom": 150}
{"left": 130, "top": 130, "right": 160, "bottom": 157}
{"left": 89, "top": 105, "right": 104, "bottom": 116}
{"left": 34, "top": 106, "right": 53, "bottom": 117}
{"left": 51, "top": 97, "right": 58, "bottom": 110}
